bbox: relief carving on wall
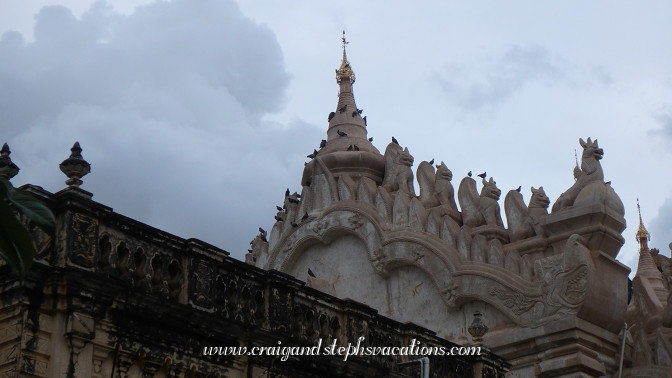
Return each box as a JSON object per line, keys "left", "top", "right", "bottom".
{"left": 69, "top": 213, "right": 98, "bottom": 268}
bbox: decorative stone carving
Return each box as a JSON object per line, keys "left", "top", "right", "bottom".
{"left": 69, "top": 213, "right": 98, "bottom": 268}
{"left": 552, "top": 137, "right": 623, "bottom": 214}
{"left": 59, "top": 141, "right": 91, "bottom": 187}
{"left": 381, "top": 143, "right": 415, "bottom": 195}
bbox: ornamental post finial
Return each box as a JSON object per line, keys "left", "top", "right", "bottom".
{"left": 59, "top": 141, "right": 91, "bottom": 187}
{"left": 0, "top": 143, "right": 19, "bottom": 180}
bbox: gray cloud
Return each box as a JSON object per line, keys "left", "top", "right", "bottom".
{"left": 0, "top": 0, "right": 308, "bottom": 259}
{"left": 651, "top": 110, "right": 672, "bottom": 142}
{"left": 649, "top": 196, "right": 672, "bottom": 256}
{"left": 434, "top": 45, "right": 565, "bottom": 111}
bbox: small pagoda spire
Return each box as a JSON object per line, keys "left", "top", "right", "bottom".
{"left": 0, "top": 143, "right": 19, "bottom": 180}
{"left": 59, "top": 142, "right": 91, "bottom": 187}
{"left": 636, "top": 198, "right": 650, "bottom": 251}
{"left": 336, "top": 30, "right": 355, "bottom": 84}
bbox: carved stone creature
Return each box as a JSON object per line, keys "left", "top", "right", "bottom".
{"left": 435, "top": 162, "right": 459, "bottom": 212}
{"left": 382, "top": 142, "right": 415, "bottom": 195}
{"left": 504, "top": 189, "right": 535, "bottom": 242}
{"left": 505, "top": 186, "right": 550, "bottom": 242}
{"left": 417, "top": 160, "right": 438, "bottom": 208}
{"left": 458, "top": 176, "right": 503, "bottom": 228}
{"left": 480, "top": 177, "right": 503, "bottom": 227}
{"left": 552, "top": 138, "right": 604, "bottom": 212}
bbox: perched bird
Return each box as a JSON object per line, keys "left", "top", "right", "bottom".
{"left": 392, "top": 136, "right": 399, "bottom": 145}
{"left": 249, "top": 240, "right": 254, "bottom": 245}
{"left": 468, "top": 171, "right": 472, "bottom": 177}
{"left": 261, "top": 234, "right": 268, "bottom": 242}
{"left": 357, "top": 109, "right": 363, "bottom": 115}
{"left": 347, "top": 145, "right": 353, "bottom": 151}
{"left": 351, "top": 110, "right": 358, "bottom": 117}
{"left": 308, "top": 268, "right": 316, "bottom": 278}
{"left": 291, "top": 222, "right": 299, "bottom": 228}
{"left": 368, "top": 137, "right": 373, "bottom": 142}
{"left": 363, "top": 116, "right": 367, "bottom": 126}
{"left": 337, "top": 130, "right": 347, "bottom": 137}
{"left": 606, "top": 181, "right": 612, "bottom": 185}
{"left": 276, "top": 205, "right": 284, "bottom": 212}
{"left": 338, "top": 104, "right": 347, "bottom": 113}
{"left": 248, "top": 249, "right": 253, "bottom": 253}
{"left": 288, "top": 197, "right": 300, "bottom": 204}
{"left": 429, "top": 158, "right": 434, "bottom": 165}
{"left": 285, "top": 188, "right": 290, "bottom": 197}
{"left": 275, "top": 215, "right": 284, "bottom": 222}
{"left": 328, "top": 112, "right": 336, "bottom": 121}
{"left": 304, "top": 162, "right": 307, "bottom": 166}
{"left": 477, "top": 172, "right": 487, "bottom": 179}
{"left": 516, "top": 186, "right": 521, "bottom": 192}
{"left": 354, "top": 145, "right": 360, "bottom": 151}
{"left": 320, "top": 139, "right": 327, "bottom": 148}
{"left": 258, "top": 227, "right": 266, "bottom": 234}
{"left": 296, "top": 194, "right": 301, "bottom": 198}
{"left": 301, "top": 212, "right": 309, "bottom": 221}
{"left": 307, "top": 149, "right": 318, "bottom": 159}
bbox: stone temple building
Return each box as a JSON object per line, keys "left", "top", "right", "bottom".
{"left": 1, "top": 37, "right": 672, "bottom": 377}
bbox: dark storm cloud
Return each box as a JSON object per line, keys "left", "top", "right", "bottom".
{"left": 0, "top": 0, "right": 306, "bottom": 259}
{"left": 434, "top": 45, "right": 565, "bottom": 111}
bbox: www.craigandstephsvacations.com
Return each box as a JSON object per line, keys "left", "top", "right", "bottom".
{"left": 203, "top": 337, "right": 482, "bottom": 362}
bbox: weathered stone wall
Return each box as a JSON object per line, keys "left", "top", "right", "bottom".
{"left": 0, "top": 185, "right": 508, "bottom": 377}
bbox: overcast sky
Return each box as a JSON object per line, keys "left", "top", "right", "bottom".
{"left": 2, "top": 0, "right": 671, "bottom": 273}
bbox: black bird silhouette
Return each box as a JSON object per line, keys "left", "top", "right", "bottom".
{"left": 368, "top": 137, "right": 373, "bottom": 142}
{"left": 347, "top": 145, "right": 353, "bottom": 151}
{"left": 288, "top": 197, "right": 300, "bottom": 204}
{"left": 468, "top": 171, "right": 472, "bottom": 177}
{"left": 307, "top": 149, "right": 318, "bottom": 159}
{"left": 249, "top": 240, "right": 254, "bottom": 245}
{"left": 274, "top": 215, "right": 284, "bottom": 222}
{"left": 301, "top": 212, "right": 309, "bottom": 221}
{"left": 328, "top": 112, "right": 335, "bottom": 121}
{"left": 337, "top": 130, "right": 347, "bottom": 137}
{"left": 276, "top": 205, "right": 284, "bottom": 212}
{"left": 392, "top": 136, "right": 399, "bottom": 145}
{"left": 363, "top": 116, "right": 367, "bottom": 126}
{"left": 351, "top": 110, "right": 358, "bottom": 117}
{"left": 320, "top": 139, "right": 327, "bottom": 148}
{"left": 261, "top": 234, "right": 268, "bottom": 242}
{"left": 429, "top": 158, "right": 434, "bottom": 165}
{"left": 304, "top": 162, "right": 307, "bottom": 166}
{"left": 357, "top": 109, "right": 363, "bottom": 114}
{"left": 248, "top": 249, "right": 253, "bottom": 253}
{"left": 516, "top": 186, "right": 521, "bottom": 192}
{"left": 308, "top": 268, "right": 316, "bottom": 278}
{"left": 296, "top": 194, "right": 301, "bottom": 198}
{"left": 606, "top": 181, "right": 612, "bottom": 185}
{"left": 477, "top": 172, "right": 487, "bottom": 179}
{"left": 291, "top": 222, "right": 299, "bottom": 228}
{"left": 354, "top": 145, "right": 360, "bottom": 151}
{"left": 338, "top": 104, "right": 347, "bottom": 113}
{"left": 258, "top": 227, "right": 266, "bottom": 234}
{"left": 285, "top": 188, "right": 290, "bottom": 197}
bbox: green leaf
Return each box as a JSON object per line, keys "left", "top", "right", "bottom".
{"left": 0, "top": 179, "right": 55, "bottom": 234}
{"left": 0, "top": 199, "right": 34, "bottom": 276}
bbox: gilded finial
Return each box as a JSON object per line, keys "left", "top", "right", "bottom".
{"left": 636, "top": 198, "right": 650, "bottom": 243}
{"left": 336, "top": 30, "right": 355, "bottom": 84}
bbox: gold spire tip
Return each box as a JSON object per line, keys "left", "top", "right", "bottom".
{"left": 336, "top": 30, "right": 355, "bottom": 84}
{"left": 636, "top": 198, "right": 650, "bottom": 242}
